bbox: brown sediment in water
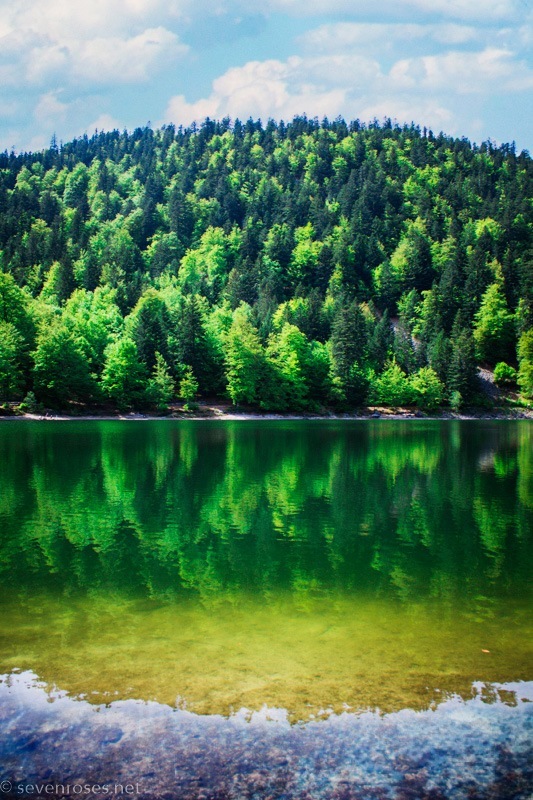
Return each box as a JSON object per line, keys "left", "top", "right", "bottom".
{"left": 0, "top": 591, "right": 530, "bottom": 720}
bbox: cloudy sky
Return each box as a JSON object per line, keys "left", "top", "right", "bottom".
{"left": 1, "top": 0, "right": 532, "bottom": 153}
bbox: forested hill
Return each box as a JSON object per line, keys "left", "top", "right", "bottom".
{"left": 0, "top": 117, "right": 532, "bottom": 412}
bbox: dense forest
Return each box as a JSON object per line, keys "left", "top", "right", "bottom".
{"left": 0, "top": 117, "right": 532, "bottom": 412}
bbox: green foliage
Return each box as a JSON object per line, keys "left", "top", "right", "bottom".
{"left": 32, "top": 323, "right": 95, "bottom": 406}
{"left": 128, "top": 289, "right": 171, "bottom": 372}
{"left": 427, "top": 331, "right": 452, "bottom": 383}
{"left": 493, "top": 362, "right": 517, "bottom": 387}
{"left": 517, "top": 329, "right": 533, "bottom": 398}
{"left": 0, "top": 273, "right": 35, "bottom": 347}
{"left": 161, "top": 290, "right": 222, "bottom": 395}
{"left": 101, "top": 337, "right": 147, "bottom": 409}
{"left": 368, "top": 310, "right": 393, "bottom": 370}
{"left": 179, "top": 227, "right": 239, "bottom": 300}
{"left": 17, "top": 390, "right": 38, "bottom": 413}
{"left": 62, "top": 287, "right": 122, "bottom": 374}
{"left": 473, "top": 282, "right": 515, "bottom": 365}
{"left": 397, "top": 289, "right": 420, "bottom": 333}
{"left": 264, "top": 322, "right": 333, "bottom": 410}
{"left": 371, "top": 361, "right": 413, "bottom": 407}
{"left": 410, "top": 367, "right": 445, "bottom": 411}
{"left": 330, "top": 300, "right": 368, "bottom": 394}
{"left": 0, "top": 119, "right": 530, "bottom": 410}
{"left": 0, "top": 321, "right": 25, "bottom": 399}
{"left": 289, "top": 224, "right": 322, "bottom": 285}
{"left": 344, "top": 363, "right": 370, "bottom": 407}
{"left": 266, "top": 323, "right": 311, "bottom": 410}
{"left": 179, "top": 365, "right": 199, "bottom": 410}
{"left": 225, "top": 305, "right": 265, "bottom": 405}
{"left": 390, "top": 218, "right": 433, "bottom": 293}
{"left": 147, "top": 352, "right": 175, "bottom": 410}
{"left": 448, "top": 326, "right": 478, "bottom": 403}
{"left": 449, "top": 390, "right": 463, "bottom": 411}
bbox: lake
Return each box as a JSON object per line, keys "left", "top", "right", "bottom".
{"left": 0, "top": 420, "right": 531, "bottom": 798}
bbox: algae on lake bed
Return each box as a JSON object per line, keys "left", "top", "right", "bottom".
{"left": 0, "top": 590, "right": 531, "bottom": 719}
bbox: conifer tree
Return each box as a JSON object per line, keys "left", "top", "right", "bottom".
{"left": 448, "top": 323, "right": 478, "bottom": 404}
{"left": 179, "top": 365, "right": 199, "bottom": 410}
{"left": 147, "top": 352, "right": 175, "bottom": 410}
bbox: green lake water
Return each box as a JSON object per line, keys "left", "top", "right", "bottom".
{"left": 0, "top": 419, "right": 531, "bottom": 722}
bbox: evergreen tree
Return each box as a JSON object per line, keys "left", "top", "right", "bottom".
{"left": 331, "top": 300, "right": 367, "bottom": 380}
{"left": 147, "top": 352, "right": 175, "bottom": 410}
{"left": 368, "top": 310, "right": 393, "bottom": 370}
{"left": 427, "top": 331, "right": 452, "bottom": 383}
{"left": 330, "top": 300, "right": 369, "bottom": 404}
{"left": 179, "top": 365, "right": 199, "bottom": 410}
{"left": 129, "top": 289, "right": 172, "bottom": 372}
{"left": 448, "top": 325, "right": 478, "bottom": 403}
{"left": 170, "top": 294, "right": 220, "bottom": 393}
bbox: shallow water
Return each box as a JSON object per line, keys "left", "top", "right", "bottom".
{"left": 0, "top": 420, "right": 532, "bottom": 796}
{"left": 0, "top": 590, "right": 531, "bottom": 719}
{"left": 1, "top": 671, "right": 532, "bottom": 800}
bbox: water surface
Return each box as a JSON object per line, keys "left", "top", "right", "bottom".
{"left": 0, "top": 419, "right": 531, "bottom": 717}
{"left": 0, "top": 420, "right": 532, "bottom": 797}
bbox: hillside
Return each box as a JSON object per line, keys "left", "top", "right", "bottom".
{"left": 0, "top": 117, "right": 532, "bottom": 412}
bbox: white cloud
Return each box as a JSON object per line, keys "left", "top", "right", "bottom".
{"left": 1, "top": 0, "right": 189, "bottom": 40}
{"left": 404, "top": 0, "right": 518, "bottom": 21}
{"left": 33, "top": 92, "right": 69, "bottom": 126}
{"left": 300, "top": 22, "right": 480, "bottom": 53}
{"left": 0, "top": 0, "right": 189, "bottom": 90}
{"left": 0, "top": 98, "right": 19, "bottom": 118}
{"left": 262, "top": 0, "right": 521, "bottom": 21}
{"left": 25, "top": 43, "right": 71, "bottom": 86}
{"left": 0, "top": 0, "right": 531, "bottom": 151}
{"left": 165, "top": 58, "right": 347, "bottom": 123}
{"left": 360, "top": 98, "right": 455, "bottom": 131}
{"left": 85, "top": 113, "right": 124, "bottom": 133}
{"left": 72, "top": 27, "right": 185, "bottom": 84}
{"left": 388, "top": 48, "right": 533, "bottom": 94}
{"left": 432, "top": 23, "right": 482, "bottom": 44}
{"left": 163, "top": 42, "right": 533, "bottom": 141}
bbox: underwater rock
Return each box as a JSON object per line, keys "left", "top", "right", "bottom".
{"left": 0, "top": 673, "right": 532, "bottom": 799}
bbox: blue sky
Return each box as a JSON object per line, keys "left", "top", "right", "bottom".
{"left": 1, "top": 0, "right": 532, "bottom": 153}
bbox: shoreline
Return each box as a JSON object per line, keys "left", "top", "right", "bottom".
{"left": 1, "top": 403, "right": 532, "bottom": 422}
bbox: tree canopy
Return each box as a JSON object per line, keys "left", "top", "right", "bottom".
{"left": 0, "top": 117, "right": 531, "bottom": 408}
